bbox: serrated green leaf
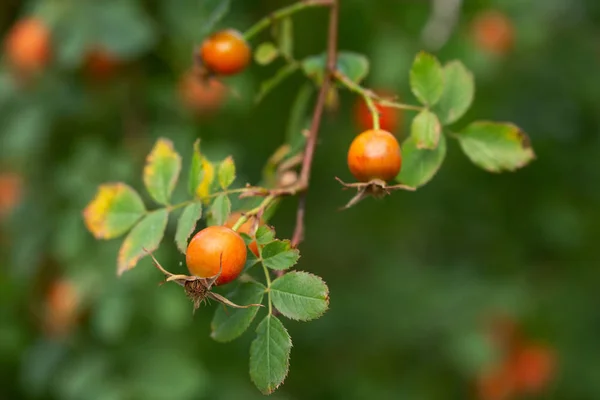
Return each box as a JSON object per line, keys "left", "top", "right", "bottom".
{"left": 208, "top": 195, "right": 231, "bottom": 226}
{"left": 277, "top": 18, "right": 294, "bottom": 59}
{"left": 456, "top": 122, "right": 536, "bottom": 172}
{"left": 211, "top": 282, "right": 265, "bottom": 342}
{"left": 188, "top": 140, "right": 215, "bottom": 201}
{"left": 255, "top": 63, "right": 299, "bottom": 103}
{"left": 271, "top": 272, "right": 329, "bottom": 321}
{"left": 117, "top": 209, "right": 168, "bottom": 275}
{"left": 397, "top": 134, "right": 446, "bottom": 188}
{"left": 254, "top": 42, "right": 279, "bottom": 65}
{"left": 434, "top": 61, "right": 475, "bottom": 125}
{"left": 217, "top": 156, "right": 236, "bottom": 189}
{"left": 83, "top": 183, "right": 146, "bottom": 239}
{"left": 411, "top": 109, "right": 442, "bottom": 149}
{"left": 255, "top": 225, "right": 276, "bottom": 245}
{"left": 261, "top": 240, "right": 299, "bottom": 270}
{"left": 302, "top": 51, "right": 369, "bottom": 85}
{"left": 143, "top": 138, "right": 182, "bottom": 205}
{"left": 410, "top": 51, "right": 444, "bottom": 106}
{"left": 175, "top": 202, "right": 202, "bottom": 254}
{"left": 249, "top": 315, "right": 291, "bottom": 395}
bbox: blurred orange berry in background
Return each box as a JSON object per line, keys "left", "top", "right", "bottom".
{"left": 84, "top": 47, "right": 120, "bottom": 80}
{"left": 3, "top": 17, "right": 51, "bottom": 73}
{"left": 43, "top": 279, "right": 80, "bottom": 337}
{"left": 510, "top": 343, "right": 556, "bottom": 394}
{"left": 471, "top": 10, "right": 515, "bottom": 55}
{"left": 354, "top": 90, "right": 402, "bottom": 134}
{"left": 0, "top": 172, "right": 23, "bottom": 218}
{"left": 178, "top": 70, "right": 227, "bottom": 116}
{"left": 224, "top": 211, "right": 263, "bottom": 257}
{"left": 477, "top": 364, "right": 516, "bottom": 400}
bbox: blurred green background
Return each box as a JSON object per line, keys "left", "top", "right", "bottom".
{"left": 2, "top": 0, "right": 600, "bottom": 399}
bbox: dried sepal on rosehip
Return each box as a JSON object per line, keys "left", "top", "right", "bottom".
{"left": 339, "top": 129, "right": 414, "bottom": 209}
{"left": 143, "top": 226, "right": 263, "bottom": 313}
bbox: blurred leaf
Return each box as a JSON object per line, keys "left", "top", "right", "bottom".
{"left": 411, "top": 109, "right": 441, "bottom": 149}
{"left": 255, "top": 63, "right": 299, "bottom": 103}
{"left": 175, "top": 202, "right": 203, "bottom": 254}
{"left": 261, "top": 240, "right": 299, "bottom": 270}
{"left": 211, "top": 282, "right": 266, "bottom": 342}
{"left": 410, "top": 51, "right": 444, "bottom": 106}
{"left": 201, "top": 0, "right": 231, "bottom": 35}
{"left": 208, "top": 195, "right": 231, "bottom": 226}
{"left": 117, "top": 209, "right": 168, "bottom": 275}
{"left": 254, "top": 42, "right": 279, "bottom": 65}
{"left": 396, "top": 134, "right": 446, "bottom": 188}
{"left": 271, "top": 272, "right": 329, "bottom": 321}
{"left": 249, "top": 315, "right": 291, "bottom": 395}
{"left": 218, "top": 156, "right": 236, "bottom": 189}
{"left": 91, "top": 0, "right": 157, "bottom": 60}
{"left": 143, "top": 138, "right": 182, "bottom": 205}
{"left": 91, "top": 290, "right": 132, "bottom": 343}
{"left": 189, "top": 140, "right": 215, "bottom": 201}
{"left": 434, "top": 61, "right": 475, "bottom": 125}
{"left": 456, "top": 122, "right": 536, "bottom": 172}
{"left": 302, "top": 51, "right": 369, "bottom": 84}
{"left": 256, "top": 225, "right": 276, "bottom": 245}
{"left": 277, "top": 18, "right": 294, "bottom": 59}
{"left": 83, "top": 183, "right": 146, "bottom": 239}
{"left": 285, "top": 83, "right": 314, "bottom": 156}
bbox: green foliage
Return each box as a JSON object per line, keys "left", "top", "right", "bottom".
{"left": 411, "top": 109, "right": 442, "bottom": 150}
{"left": 302, "top": 51, "right": 369, "bottom": 84}
{"left": 211, "top": 282, "right": 266, "bottom": 342}
{"left": 397, "top": 135, "right": 447, "bottom": 188}
{"left": 434, "top": 61, "right": 475, "bottom": 125}
{"left": 175, "top": 202, "right": 203, "bottom": 254}
{"left": 208, "top": 194, "right": 231, "bottom": 226}
{"left": 143, "top": 138, "right": 182, "bottom": 205}
{"left": 410, "top": 51, "right": 444, "bottom": 106}
{"left": 271, "top": 271, "right": 329, "bottom": 321}
{"left": 254, "top": 42, "right": 279, "bottom": 66}
{"left": 260, "top": 240, "right": 300, "bottom": 270}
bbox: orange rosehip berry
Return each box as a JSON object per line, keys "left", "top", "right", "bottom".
{"left": 44, "top": 279, "right": 79, "bottom": 336}
{"left": 471, "top": 10, "right": 515, "bottom": 55}
{"left": 186, "top": 226, "right": 247, "bottom": 286}
{"left": 510, "top": 343, "right": 556, "bottom": 394}
{"left": 224, "top": 211, "right": 262, "bottom": 258}
{"left": 347, "top": 129, "right": 402, "bottom": 182}
{"left": 178, "top": 71, "right": 226, "bottom": 115}
{"left": 354, "top": 91, "right": 402, "bottom": 133}
{"left": 84, "top": 48, "right": 119, "bottom": 80}
{"left": 4, "top": 17, "right": 51, "bottom": 73}
{"left": 0, "top": 172, "right": 22, "bottom": 218}
{"left": 199, "top": 29, "right": 251, "bottom": 76}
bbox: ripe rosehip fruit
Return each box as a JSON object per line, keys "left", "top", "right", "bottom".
{"left": 347, "top": 129, "right": 402, "bottom": 182}
{"left": 200, "top": 29, "right": 251, "bottom": 76}
{"left": 354, "top": 91, "right": 402, "bottom": 133}
{"left": 510, "top": 344, "right": 555, "bottom": 393}
{"left": 44, "top": 279, "right": 79, "bottom": 337}
{"left": 471, "top": 10, "right": 515, "bottom": 55}
{"left": 178, "top": 71, "right": 226, "bottom": 115}
{"left": 186, "top": 226, "right": 247, "bottom": 286}
{"left": 84, "top": 48, "right": 119, "bottom": 80}
{"left": 224, "top": 212, "right": 262, "bottom": 257}
{"left": 4, "top": 18, "right": 51, "bottom": 73}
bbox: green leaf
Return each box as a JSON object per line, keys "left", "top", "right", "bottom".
{"left": 396, "top": 134, "right": 447, "bottom": 188}
{"left": 211, "top": 282, "right": 265, "bottom": 342}
{"left": 175, "top": 202, "right": 203, "bottom": 254}
{"left": 83, "top": 183, "right": 146, "bottom": 239}
{"left": 409, "top": 51, "right": 444, "bottom": 106}
{"left": 456, "top": 122, "right": 536, "bottom": 172}
{"left": 117, "top": 209, "right": 168, "bottom": 275}
{"left": 255, "top": 63, "right": 299, "bottom": 103}
{"left": 302, "top": 51, "right": 369, "bottom": 85}
{"left": 255, "top": 225, "right": 276, "bottom": 245}
{"left": 277, "top": 17, "right": 294, "bottom": 59}
{"left": 434, "top": 61, "right": 475, "bottom": 125}
{"left": 208, "top": 195, "right": 231, "bottom": 226}
{"left": 261, "top": 240, "right": 299, "bottom": 270}
{"left": 411, "top": 109, "right": 442, "bottom": 149}
{"left": 249, "top": 315, "right": 292, "bottom": 395}
{"left": 254, "top": 42, "right": 279, "bottom": 65}
{"left": 271, "top": 272, "right": 329, "bottom": 321}
{"left": 202, "top": 0, "right": 230, "bottom": 35}
{"left": 188, "top": 140, "right": 215, "bottom": 201}
{"left": 217, "top": 156, "right": 236, "bottom": 189}
{"left": 143, "top": 138, "right": 182, "bottom": 205}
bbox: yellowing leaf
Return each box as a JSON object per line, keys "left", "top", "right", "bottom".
{"left": 143, "top": 138, "right": 182, "bottom": 205}
{"left": 117, "top": 209, "right": 169, "bottom": 275}
{"left": 83, "top": 183, "right": 146, "bottom": 239}
{"left": 188, "top": 139, "right": 215, "bottom": 203}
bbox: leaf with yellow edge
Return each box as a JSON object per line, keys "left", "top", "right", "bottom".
{"left": 188, "top": 139, "right": 215, "bottom": 203}
{"left": 117, "top": 209, "right": 169, "bottom": 275}
{"left": 83, "top": 183, "right": 146, "bottom": 239}
{"left": 143, "top": 138, "right": 182, "bottom": 205}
